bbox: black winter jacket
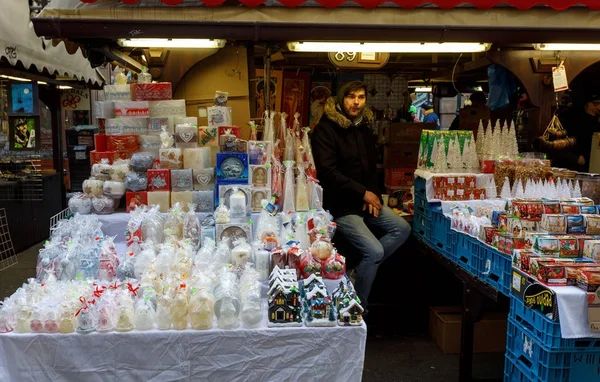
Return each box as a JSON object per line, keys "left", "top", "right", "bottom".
{"left": 311, "top": 97, "right": 380, "bottom": 218}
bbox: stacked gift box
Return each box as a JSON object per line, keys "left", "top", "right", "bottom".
{"left": 475, "top": 197, "right": 600, "bottom": 301}
{"left": 91, "top": 80, "right": 178, "bottom": 165}
{"left": 432, "top": 174, "right": 487, "bottom": 201}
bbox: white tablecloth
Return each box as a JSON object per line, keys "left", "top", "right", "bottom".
{"left": 0, "top": 277, "right": 366, "bottom": 382}
{"left": 4, "top": 214, "right": 367, "bottom": 381}
{"left": 0, "top": 322, "right": 366, "bottom": 382}
{"left": 550, "top": 286, "right": 600, "bottom": 339}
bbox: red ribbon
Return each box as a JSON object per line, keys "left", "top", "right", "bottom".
{"left": 109, "top": 281, "right": 120, "bottom": 290}
{"left": 93, "top": 285, "right": 107, "bottom": 298}
{"left": 128, "top": 283, "right": 140, "bottom": 297}
{"left": 75, "top": 296, "right": 88, "bottom": 317}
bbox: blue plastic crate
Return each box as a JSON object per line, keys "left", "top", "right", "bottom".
{"left": 479, "top": 243, "right": 512, "bottom": 296}
{"left": 414, "top": 194, "right": 442, "bottom": 220}
{"left": 504, "top": 354, "right": 536, "bottom": 382}
{"left": 506, "top": 318, "right": 600, "bottom": 382}
{"left": 444, "top": 230, "right": 457, "bottom": 262}
{"left": 455, "top": 234, "right": 481, "bottom": 275}
{"left": 413, "top": 210, "right": 431, "bottom": 244}
{"left": 431, "top": 211, "right": 453, "bottom": 254}
{"left": 415, "top": 176, "right": 426, "bottom": 196}
{"left": 510, "top": 298, "right": 600, "bottom": 352}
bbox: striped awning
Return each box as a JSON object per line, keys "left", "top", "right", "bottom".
{"left": 78, "top": 0, "right": 600, "bottom": 10}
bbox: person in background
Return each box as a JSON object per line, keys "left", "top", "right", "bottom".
{"left": 409, "top": 104, "right": 420, "bottom": 122}
{"left": 311, "top": 81, "right": 412, "bottom": 310}
{"left": 449, "top": 91, "right": 489, "bottom": 131}
{"left": 421, "top": 101, "right": 441, "bottom": 130}
{"left": 556, "top": 93, "right": 600, "bottom": 172}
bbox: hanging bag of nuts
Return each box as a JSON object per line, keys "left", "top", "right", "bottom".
{"left": 535, "top": 115, "right": 577, "bottom": 151}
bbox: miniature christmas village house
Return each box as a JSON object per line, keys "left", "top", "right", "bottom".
{"left": 337, "top": 299, "right": 364, "bottom": 326}
{"left": 301, "top": 275, "right": 336, "bottom": 327}
{"left": 267, "top": 266, "right": 302, "bottom": 327}
{"left": 332, "top": 280, "right": 364, "bottom": 326}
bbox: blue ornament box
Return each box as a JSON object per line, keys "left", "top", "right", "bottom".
{"left": 216, "top": 152, "right": 249, "bottom": 184}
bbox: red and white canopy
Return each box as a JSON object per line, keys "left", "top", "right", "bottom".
{"left": 77, "top": 0, "right": 600, "bottom": 10}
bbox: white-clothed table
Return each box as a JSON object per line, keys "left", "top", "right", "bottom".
{"left": 550, "top": 286, "right": 600, "bottom": 339}
{"left": 0, "top": 278, "right": 366, "bottom": 382}
{"left": 0, "top": 321, "right": 366, "bottom": 382}
{"left": 0, "top": 213, "right": 367, "bottom": 381}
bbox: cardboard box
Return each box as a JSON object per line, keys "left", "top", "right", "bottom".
{"left": 385, "top": 168, "right": 415, "bottom": 187}
{"left": 384, "top": 146, "right": 418, "bottom": 168}
{"left": 387, "top": 122, "right": 426, "bottom": 146}
{"left": 429, "top": 306, "right": 507, "bottom": 354}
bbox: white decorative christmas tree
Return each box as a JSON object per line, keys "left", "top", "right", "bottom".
{"left": 562, "top": 180, "right": 571, "bottom": 199}
{"left": 500, "top": 177, "right": 512, "bottom": 199}
{"left": 491, "top": 123, "right": 502, "bottom": 157}
{"left": 568, "top": 179, "right": 574, "bottom": 196}
{"left": 476, "top": 121, "right": 484, "bottom": 157}
{"left": 467, "top": 139, "right": 480, "bottom": 172}
{"left": 433, "top": 139, "right": 447, "bottom": 173}
{"left": 515, "top": 179, "right": 525, "bottom": 198}
{"left": 509, "top": 121, "right": 519, "bottom": 157}
{"left": 482, "top": 121, "right": 492, "bottom": 158}
{"left": 546, "top": 179, "right": 556, "bottom": 199}
{"left": 448, "top": 138, "right": 462, "bottom": 173}
{"left": 511, "top": 178, "right": 519, "bottom": 197}
{"left": 487, "top": 177, "right": 497, "bottom": 199}
{"left": 524, "top": 178, "right": 532, "bottom": 198}
{"left": 573, "top": 180, "right": 582, "bottom": 198}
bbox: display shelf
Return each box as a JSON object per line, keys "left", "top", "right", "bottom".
{"left": 506, "top": 318, "right": 600, "bottom": 382}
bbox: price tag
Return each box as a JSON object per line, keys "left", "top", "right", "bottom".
{"left": 552, "top": 63, "right": 568, "bottom": 92}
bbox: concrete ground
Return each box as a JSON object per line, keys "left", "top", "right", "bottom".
{"left": 0, "top": 243, "right": 505, "bottom": 381}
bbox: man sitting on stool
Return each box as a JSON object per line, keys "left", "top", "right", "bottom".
{"left": 311, "top": 81, "right": 412, "bottom": 310}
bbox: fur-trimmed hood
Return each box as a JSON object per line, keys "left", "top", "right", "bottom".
{"left": 323, "top": 97, "right": 373, "bottom": 129}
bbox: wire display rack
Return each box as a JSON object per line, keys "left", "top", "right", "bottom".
{"left": 0, "top": 208, "right": 17, "bottom": 271}
{"left": 49, "top": 207, "right": 72, "bottom": 236}
{"left": 0, "top": 158, "right": 43, "bottom": 201}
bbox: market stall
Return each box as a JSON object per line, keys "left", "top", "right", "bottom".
{"left": 0, "top": 67, "right": 367, "bottom": 381}
{"left": 413, "top": 124, "right": 600, "bottom": 381}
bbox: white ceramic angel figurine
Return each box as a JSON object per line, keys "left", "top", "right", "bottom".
{"left": 160, "top": 126, "right": 175, "bottom": 149}
{"left": 215, "top": 203, "right": 230, "bottom": 224}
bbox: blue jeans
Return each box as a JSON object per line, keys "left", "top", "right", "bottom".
{"left": 336, "top": 206, "right": 411, "bottom": 308}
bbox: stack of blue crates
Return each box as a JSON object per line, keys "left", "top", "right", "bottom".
{"left": 505, "top": 298, "right": 600, "bottom": 381}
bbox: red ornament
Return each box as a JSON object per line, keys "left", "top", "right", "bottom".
{"left": 323, "top": 252, "right": 346, "bottom": 280}
{"left": 299, "top": 252, "right": 323, "bottom": 279}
